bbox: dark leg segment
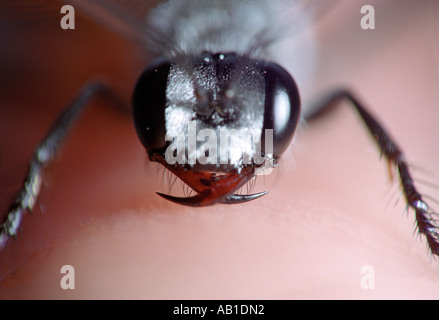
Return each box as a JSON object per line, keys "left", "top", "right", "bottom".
{"left": 305, "top": 89, "right": 439, "bottom": 256}
{"left": 0, "top": 82, "right": 113, "bottom": 250}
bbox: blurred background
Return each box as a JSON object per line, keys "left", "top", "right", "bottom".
{"left": 0, "top": 0, "right": 438, "bottom": 299}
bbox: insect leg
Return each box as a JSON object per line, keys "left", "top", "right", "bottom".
{"left": 0, "top": 82, "right": 117, "bottom": 250}
{"left": 304, "top": 89, "right": 439, "bottom": 257}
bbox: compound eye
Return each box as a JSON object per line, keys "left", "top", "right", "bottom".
{"left": 132, "top": 57, "right": 171, "bottom": 151}
{"left": 261, "top": 62, "right": 301, "bottom": 157}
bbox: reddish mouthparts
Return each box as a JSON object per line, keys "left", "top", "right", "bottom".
{"left": 151, "top": 153, "right": 267, "bottom": 206}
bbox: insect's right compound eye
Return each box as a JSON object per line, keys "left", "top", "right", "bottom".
{"left": 132, "top": 57, "right": 171, "bottom": 151}
{"left": 261, "top": 62, "right": 301, "bottom": 158}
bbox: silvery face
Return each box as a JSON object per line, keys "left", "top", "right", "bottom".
{"left": 164, "top": 53, "right": 266, "bottom": 171}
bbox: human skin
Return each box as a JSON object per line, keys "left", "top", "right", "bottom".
{"left": 0, "top": 0, "right": 439, "bottom": 299}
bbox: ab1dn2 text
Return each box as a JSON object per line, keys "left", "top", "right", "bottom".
{"left": 173, "top": 304, "right": 265, "bottom": 317}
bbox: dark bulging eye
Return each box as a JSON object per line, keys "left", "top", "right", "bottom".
{"left": 132, "top": 57, "right": 171, "bottom": 151}
{"left": 261, "top": 62, "right": 301, "bottom": 157}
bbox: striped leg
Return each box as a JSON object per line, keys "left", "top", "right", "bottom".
{"left": 304, "top": 89, "right": 439, "bottom": 256}
{"left": 0, "top": 82, "right": 114, "bottom": 250}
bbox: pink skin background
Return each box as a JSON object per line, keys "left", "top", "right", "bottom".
{"left": 0, "top": 0, "right": 439, "bottom": 299}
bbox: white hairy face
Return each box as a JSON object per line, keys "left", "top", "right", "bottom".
{"left": 1, "top": 0, "right": 439, "bottom": 299}
{"left": 163, "top": 56, "right": 265, "bottom": 168}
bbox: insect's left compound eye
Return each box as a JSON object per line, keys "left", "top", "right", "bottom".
{"left": 261, "top": 62, "right": 301, "bottom": 157}
{"left": 132, "top": 57, "right": 172, "bottom": 151}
